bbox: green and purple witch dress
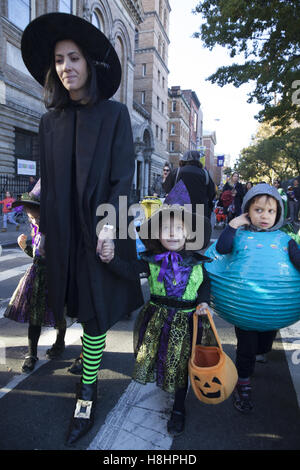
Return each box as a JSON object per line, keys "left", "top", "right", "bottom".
{"left": 110, "top": 249, "right": 211, "bottom": 394}
{"left": 4, "top": 224, "right": 58, "bottom": 327}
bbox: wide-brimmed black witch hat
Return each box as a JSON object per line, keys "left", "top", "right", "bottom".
{"left": 12, "top": 179, "right": 41, "bottom": 210}
{"left": 137, "top": 180, "right": 212, "bottom": 251}
{"left": 21, "top": 13, "right": 121, "bottom": 99}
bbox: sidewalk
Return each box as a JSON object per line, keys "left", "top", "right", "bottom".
{"left": 0, "top": 222, "right": 31, "bottom": 248}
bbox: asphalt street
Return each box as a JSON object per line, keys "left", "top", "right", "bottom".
{"left": 0, "top": 228, "right": 300, "bottom": 453}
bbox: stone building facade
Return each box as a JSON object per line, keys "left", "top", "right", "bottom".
{"left": 203, "top": 130, "right": 217, "bottom": 181}
{"left": 133, "top": 0, "right": 171, "bottom": 192}
{"left": 0, "top": 0, "right": 171, "bottom": 201}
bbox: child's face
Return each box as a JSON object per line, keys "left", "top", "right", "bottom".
{"left": 159, "top": 215, "right": 186, "bottom": 252}
{"left": 26, "top": 207, "right": 40, "bottom": 226}
{"left": 248, "top": 196, "right": 277, "bottom": 230}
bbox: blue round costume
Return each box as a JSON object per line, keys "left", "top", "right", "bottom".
{"left": 205, "top": 229, "right": 300, "bottom": 331}
{"left": 205, "top": 183, "right": 300, "bottom": 331}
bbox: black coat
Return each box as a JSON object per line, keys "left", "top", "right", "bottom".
{"left": 163, "top": 165, "right": 216, "bottom": 218}
{"left": 39, "top": 99, "right": 144, "bottom": 333}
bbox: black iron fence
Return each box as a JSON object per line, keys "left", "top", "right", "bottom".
{"left": 0, "top": 174, "right": 32, "bottom": 215}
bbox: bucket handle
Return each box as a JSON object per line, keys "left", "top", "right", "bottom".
{"left": 192, "top": 307, "right": 223, "bottom": 355}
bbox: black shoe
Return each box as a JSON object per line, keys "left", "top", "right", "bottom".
{"left": 22, "top": 355, "right": 38, "bottom": 373}
{"left": 46, "top": 342, "right": 65, "bottom": 359}
{"left": 167, "top": 410, "right": 185, "bottom": 436}
{"left": 68, "top": 356, "right": 83, "bottom": 375}
{"left": 66, "top": 381, "right": 97, "bottom": 445}
{"left": 233, "top": 383, "right": 253, "bottom": 414}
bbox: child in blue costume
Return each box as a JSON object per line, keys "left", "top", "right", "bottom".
{"left": 100, "top": 181, "right": 213, "bottom": 436}
{"left": 214, "top": 184, "right": 300, "bottom": 413}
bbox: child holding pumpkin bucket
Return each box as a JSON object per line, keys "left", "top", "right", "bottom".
{"left": 100, "top": 180, "right": 215, "bottom": 436}
{"left": 207, "top": 183, "right": 300, "bottom": 414}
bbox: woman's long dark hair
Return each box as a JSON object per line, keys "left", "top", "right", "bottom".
{"left": 44, "top": 43, "right": 100, "bottom": 109}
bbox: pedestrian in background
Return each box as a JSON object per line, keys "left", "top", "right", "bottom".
{"left": 21, "top": 13, "right": 143, "bottom": 444}
{"left": 26, "top": 176, "right": 37, "bottom": 193}
{"left": 287, "top": 184, "right": 298, "bottom": 222}
{"left": 0, "top": 191, "right": 20, "bottom": 232}
{"left": 222, "top": 172, "right": 244, "bottom": 216}
{"left": 4, "top": 180, "right": 66, "bottom": 373}
{"left": 151, "top": 162, "right": 170, "bottom": 198}
{"left": 163, "top": 150, "right": 216, "bottom": 219}
{"left": 292, "top": 178, "right": 300, "bottom": 221}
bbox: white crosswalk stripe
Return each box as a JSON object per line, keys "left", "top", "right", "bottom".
{"left": 0, "top": 264, "right": 32, "bottom": 282}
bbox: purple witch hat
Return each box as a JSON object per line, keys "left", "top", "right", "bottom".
{"left": 12, "top": 178, "right": 41, "bottom": 209}
{"left": 137, "top": 179, "right": 211, "bottom": 251}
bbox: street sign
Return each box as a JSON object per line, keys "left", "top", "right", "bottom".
{"left": 217, "top": 155, "right": 225, "bottom": 167}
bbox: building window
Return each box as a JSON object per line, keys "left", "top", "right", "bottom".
{"left": 156, "top": 125, "right": 159, "bottom": 138}
{"left": 141, "top": 91, "right": 146, "bottom": 105}
{"left": 194, "top": 113, "right": 198, "bottom": 132}
{"left": 169, "top": 141, "right": 175, "bottom": 152}
{"left": 15, "top": 129, "right": 33, "bottom": 159}
{"left": 135, "top": 29, "right": 139, "bottom": 49}
{"left": 7, "top": 0, "right": 31, "bottom": 31}
{"left": 172, "top": 101, "right": 176, "bottom": 112}
{"left": 158, "top": 70, "right": 161, "bottom": 83}
{"left": 170, "top": 124, "right": 175, "bottom": 135}
{"left": 160, "top": 128, "right": 163, "bottom": 141}
{"left": 142, "top": 64, "right": 146, "bottom": 76}
{"left": 157, "top": 96, "right": 160, "bottom": 108}
{"left": 161, "top": 102, "right": 164, "bottom": 114}
{"left": 59, "top": 0, "right": 72, "bottom": 13}
{"left": 162, "top": 77, "right": 165, "bottom": 89}
{"left": 92, "top": 12, "right": 101, "bottom": 29}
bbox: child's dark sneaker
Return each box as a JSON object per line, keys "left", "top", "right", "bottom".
{"left": 256, "top": 354, "right": 267, "bottom": 363}
{"left": 233, "top": 382, "right": 253, "bottom": 413}
{"left": 46, "top": 342, "right": 65, "bottom": 359}
{"left": 167, "top": 410, "right": 185, "bottom": 436}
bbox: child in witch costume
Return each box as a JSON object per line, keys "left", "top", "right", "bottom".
{"left": 101, "top": 181, "right": 214, "bottom": 436}
{"left": 4, "top": 180, "right": 66, "bottom": 372}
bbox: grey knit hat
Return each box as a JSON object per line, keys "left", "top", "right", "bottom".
{"left": 242, "top": 183, "right": 284, "bottom": 231}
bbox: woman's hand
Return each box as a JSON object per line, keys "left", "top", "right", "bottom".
{"left": 99, "top": 239, "right": 115, "bottom": 263}
{"left": 17, "top": 234, "right": 27, "bottom": 251}
{"left": 229, "top": 213, "right": 250, "bottom": 229}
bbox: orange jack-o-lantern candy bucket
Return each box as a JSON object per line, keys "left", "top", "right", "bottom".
{"left": 188, "top": 308, "right": 238, "bottom": 405}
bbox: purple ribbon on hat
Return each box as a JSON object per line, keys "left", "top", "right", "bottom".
{"left": 154, "top": 251, "right": 183, "bottom": 283}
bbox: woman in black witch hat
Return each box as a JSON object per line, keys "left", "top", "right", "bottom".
{"left": 21, "top": 13, "right": 143, "bottom": 444}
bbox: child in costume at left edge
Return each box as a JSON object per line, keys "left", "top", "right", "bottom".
{"left": 4, "top": 180, "right": 66, "bottom": 372}
{"left": 100, "top": 181, "right": 214, "bottom": 436}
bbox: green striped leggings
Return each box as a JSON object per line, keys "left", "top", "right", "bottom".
{"left": 82, "top": 331, "right": 106, "bottom": 385}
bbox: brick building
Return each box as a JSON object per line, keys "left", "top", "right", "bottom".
{"left": 167, "top": 86, "right": 190, "bottom": 168}
{"left": 181, "top": 89, "right": 201, "bottom": 151}
{"left": 0, "top": 0, "right": 171, "bottom": 200}
{"left": 167, "top": 85, "right": 203, "bottom": 168}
